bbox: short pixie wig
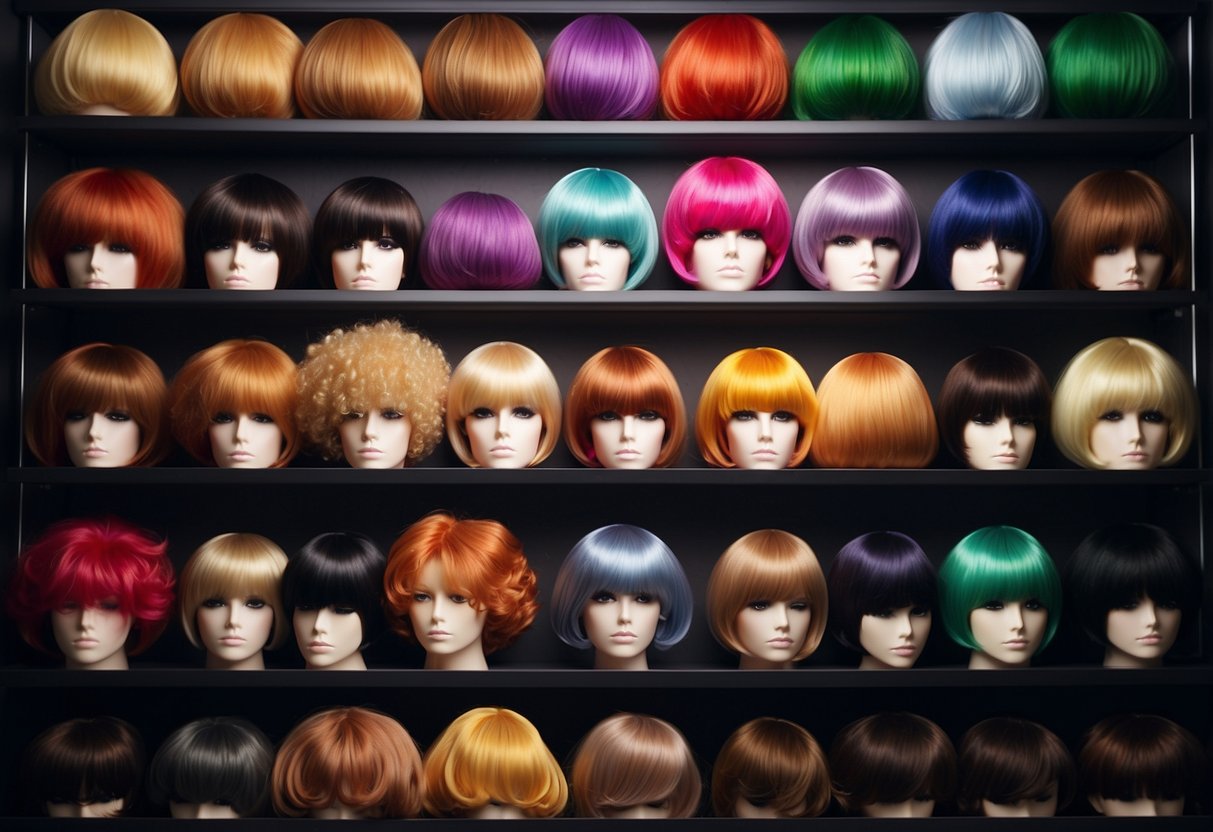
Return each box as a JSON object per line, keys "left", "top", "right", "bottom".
{"left": 313, "top": 176, "right": 424, "bottom": 287}
{"left": 938, "top": 525, "right": 1062, "bottom": 653}
{"left": 662, "top": 156, "right": 791, "bottom": 287}
{"left": 545, "top": 14, "right": 657, "bottom": 120}
{"left": 422, "top": 13, "right": 543, "bottom": 120}
{"left": 792, "top": 15, "right": 919, "bottom": 120}
{"left": 958, "top": 717, "right": 1074, "bottom": 815}
{"left": 696, "top": 347, "right": 817, "bottom": 468}
{"left": 294, "top": 18, "right": 422, "bottom": 119}
{"left": 563, "top": 346, "right": 685, "bottom": 468}
{"left": 551, "top": 524, "right": 692, "bottom": 651}
{"left": 1079, "top": 714, "right": 1206, "bottom": 811}
{"left": 419, "top": 192, "right": 541, "bottom": 290}
{"left": 23, "top": 717, "right": 144, "bottom": 816}
{"left": 830, "top": 712, "right": 956, "bottom": 815}
{"left": 423, "top": 707, "right": 567, "bottom": 818}
{"left": 178, "top": 532, "right": 289, "bottom": 651}
{"left": 180, "top": 13, "right": 302, "bottom": 118}
{"left": 924, "top": 12, "right": 1047, "bottom": 120}
{"left": 539, "top": 168, "right": 658, "bottom": 290}
{"left": 827, "top": 531, "right": 937, "bottom": 653}
{"left": 28, "top": 167, "right": 184, "bottom": 289}
{"left": 1051, "top": 336, "right": 1198, "bottom": 469}
{"left": 148, "top": 717, "right": 274, "bottom": 817}
{"left": 1048, "top": 13, "right": 1173, "bottom": 118}
{"left": 281, "top": 532, "right": 386, "bottom": 650}
{"left": 712, "top": 718, "right": 830, "bottom": 818}
{"left": 793, "top": 166, "right": 921, "bottom": 290}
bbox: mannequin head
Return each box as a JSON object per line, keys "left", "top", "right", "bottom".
{"left": 423, "top": 13, "right": 543, "bottom": 120}
{"left": 539, "top": 168, "right": 658, "bottom": 291}
{"left": 925, "top": 13, "right": 1046, "bottom": 120}
{"left": 297, "top": 320, "right": 450, "bottom": 468}
{"left": 23, "top": 717, "right": 143, "bottom": 818}
{"left": 1048, "top": 13, "right": 1172, "bottom": 118}
{"left": 294, "top": 18, "right": 422, "bottom": 119}
{"left": 1080, "top": 714, "right": 1205, "bottom": 817}
{"left": 830, "top": 712, "right": 956, "bottom": 817}
{"left": 958, "top": 717, "right": 1074, "bottom": 817}
{"left": 545, "top": 15, "right": 657, "bottom": 120}
{"left": 809, "top": 352, "right": 938, "bottom": 468}
{"left": 272, "top": 707, "right": 423, "bottom": 819}
{"left": 1052, "top": 336, "right": 1197, "bottom": 470}
{"left": 712, "top": 718, "right": 830, "bottom": 818}
{"left": 28, "top": 167, "right": 184, "bottom": 289}
{"left": 571, "top": 713, "right": 701, "bottom": 818}
{"left": 564, "top": 346, "right": 685, "bottom": 469}
{"left": 423, "top": 707, "right": 567, "bottom": 818}
{"left": 313, "top": 176, "right": 423, "bottom": 290}
{"left": 791, "top": 15, "right": 919, "bottom": 120}
{"left": 706, "top": 529, "right": 827, "bottom": 669}
{"left": 181, "top": 13, "right": 301, "bottom": 118}
{"left": 660, "top": 15, "right": 787, "bottom": 120}
{"left": 419, "top": 192, "right": 542, "bottom": 290}
{"left": 446, "top": 342, "right": 562, "bottom": 468}
{"left": 148, "top": 717, "right": 273, "bottom": 818}
{"left": 662, "top": 157, "right": 791, "bottom": 289}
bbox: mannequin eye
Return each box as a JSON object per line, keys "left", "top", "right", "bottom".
{"left": 412, "top": 592, "right": 431, "bottom": 603}
{"left": 1098, "top": 410, "right": 1123, "bottom": 422}
{"left": 375, "top": 236, "right": 399, "bottom": 250}
{"left": 245, "top": 598, "right": 266, "bottom": 609}
{"left": 1114, "top": 599, "right": 1140, "bottom": 611}
{"left": 66, "top": 243, "right": 91, "bottom": 254}
{"left": 602, "top": 238, "right": 625, "bottom": 248}
{"left": 1033, "top": 792, "right": 1057, "bottom": 803}
{"left": 1098, "top": 244, "right": 1120, "bottom": 255}
{"left": 646, "top": 801, "right": 670, "bottom": 810}
{"left": 207, "top": 240, "right": 232, "bottom": 251}
{"left": 104, "top": 410, "right": 131, "bottom": 422}
{"left": 633, "top": 594, "right": 654, "bottom": 604}
{"left": 873, "top": 236, "right": 899, "bottom": 249}
{"left": 871, "top": 607, "right": 895, "bottom": 618}
{"left": 981, "top": 600, "right": 1004, "bottom": 611}
{"left": 911, "top": 606, "right": 931, "bottom": 617}
{"left": 201, "top": 598, "right": 226, "bottom": 609}
{"left": 331, "top": 605, "right": 357, "bottom": 615}
{"left": 1158, "top": 599, "right": 1181, "bottom": 610}
{"left": 789, "top": 599, "right": 809, "bottom": 611}
{"left": 771, "top": 411, "right": 795, "bottom": 422}
{"left": 337, "top": 240, "right": 359, "bottom": 250}
{"left": 959, "top": 238, "right": 984, "bottom": 251}
{"left": 1023, "top": 598, "right": 1044, "bottom": 611}
{"left": 999, "top": 239, "right": 1023, "bottom": 252}
{"left": 740, "top": 228, "right": 763, "bottom": 240}
{"left": 98, "top": 599, "right": 121, "bottom": 611}
{"left": 1140, "top": 242, "right": 1162, "bottom": 254}
{"left": 381, "top": 409, "right": 404, "bottom": 420}
{"left": 1142, "top": 410, "right": 1167, "bottom": 423}
{"left": 251, "top": 239, "right": 274, "bottom": 253}
{"left": 591, "top": 591, "right": 617, "bottom": 603}
{"left": 694, "top": 228, "right": 722, "bottom": 240}
{"left": 1012, "top": 416, "right": 1035, "bottom": 427}
{"left": 595, "top": 411, "right": 621, "bottom": 422}
{"left": 747, "top": 600, "right": 771, "bottom": 611}
{"left": 108, "top": 242, "right": 132, "bottom": 254}
{"left": 211, "top": 411, "right": 235, "bottom": 424}
{"left": 65, "top": 410, "right": 87, "bottom": 421}
{"left": 970, "top": 412, "right": 996, "bottom": 426}
{"left": 637, "top": 410, "right": 661, "bottom": 421}
{"left": 449, "top": 594, "right": 469, "bottom": 604}
{"left": 830, "top": 235, "right": 857, "bottom": 247}
{"left": 730, "top": 410, "right": 757, "bottom": 421}
{"left": 295, "top": 602, "right": 318, "bottom": 612}
{"left": 512, "top": 406, "right": 536, "bottom": 419}
{"left": 342, "top": 411, "right": 365, "bottom": 421}
{"left": 470, "top": 407, "right": 495, "bottom": 419}
{"left": 561, "top": 237, "right": 585, "bottom": 249}
{"left": 250, "top": 413, "right": 275, "bottom": 424}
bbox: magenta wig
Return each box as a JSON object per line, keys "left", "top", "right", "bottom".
{"left": 419, "top": 192, "right": 542, "bottom": 290}
{"left": 661, "top": 156, "right": 791, "bottom": 287}
{"left": 793, "top": 166, "right": 921, "bottom": 290}
{"left": 545, "top": 14, "right": 658, "bottom": 120}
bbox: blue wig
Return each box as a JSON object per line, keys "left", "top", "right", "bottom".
{"left": 924, "top": 12, "right": 1047, "bottom": 120}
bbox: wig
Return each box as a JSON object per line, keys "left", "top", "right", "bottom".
{"left": 168, "top": 338, "right": 300, "bottom": 467}
{"left": 706, "top": 529, "right": 827, "bottom": 662}
{"left": 148, "top": 717, "right": 274, "bottom": 817}
{"left": 1047, "top": 13, "right": 1173, "bottom": 118}
{"left": 1051, "top": 336, "right": 1198, "bottom": 469}
{"left": 659, "top": 14, "right": 787, "bottom": 120}
{"left": 419, "top": 192, "right": 542, "bottom": 290}
{"left": 180, "top": 13, "right": 302, "bottom": 118}
{"left": 1052, "top": 170, "right": 1187, "bottom": 290}
{"left": 312, "top": 176, "right": 424, "bottom": 287}
{"left": 938, "top": 525, "right": 1062, "bottom": 653}
{"left": 22, "top": 717, "right": 144, "bottom": 816}
{"left": 445, "top": 342, "right": 562, "bottom": 468}
{"left": 924, "top": 12, "right": 1047, "bottom": 120}
{"left": 281, "top": 532, "right": 387, "bottom": 650}
{"left": 178, "top": 532, "right": 289, "bottom": 651}
{"left": 28, "top": 167, "right": 184, "bottom": 289}
{"left": 271, "top": 707, "right": 423, "bottom": 819}
{"left": 7, "top": 516, "right": 173, "bottom": 657}
{"left": 538, "top": 168, "right": 658, "bottom": 290}
{"left": 34, "top": 9, "right": 178, "bottom": 116}
{"left": 662, "top": 156, "right": 791, "bottom": 287}
{"left": 712, "top": 717, "right": 830, "bottom": 818}
{"left": 793, "top": 166, "right": 921, "bottom": 290}
{"left": 958, "top": 717, "right": 1074, "bottom": 815}
{"left": 791, "top": 15, "right": 919, "bottom": 120}
{"left": 827, "top": 531, "right": 937, "bottom": 653}
{"left": 570, "top": 713, "right": 701, "bottom": 818}
{"left": 927, "top": 171, "right": 1049, "bottom": 289}
{"left": 808, "top": 352, "right": 937, "bottom": 468}
{"left": 563, "top": 346, "right": 685, "bottom": 468}
{"left": 1080, "top": 714, "right": 1206, "bottom": 812}
{"left": 551, "top": 524, "right": 693, "bottom": 651}
{"left": 294, "top": 18, "right": 422, "bottom": 119}
{"left": 423, "top": 707, "right": 567, "bottom": 818}
{"left": 829, "top": 712, "right": 956, "bottom": 815}
{"left": 296, "top": 319, "right": 450, "bottom": 463}
{"left": 544, "top": 14, "right": 657, "bottom": 120}
{"left": 422, "top": 14, "right": 543, "bottom": 120}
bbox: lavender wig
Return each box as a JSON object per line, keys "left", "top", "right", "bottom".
{"left": 827, "top": 531, "right": 937, "bottom": 653}
{"left": 419, "top": 192, "right": 542, "bottom": 290}
{"left": 545, "top": 14, "right": 658, "bottom": 120}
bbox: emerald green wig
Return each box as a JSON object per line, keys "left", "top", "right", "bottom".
{"left": 1047, "top": 13, "right": 1172, "bottom": 118}
{"left": 791, "top": 15, "right": 919, "bottom": 120}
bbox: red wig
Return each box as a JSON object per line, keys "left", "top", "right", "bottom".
{"left": 660, "top": 15, "right": 788, "bottom": 120}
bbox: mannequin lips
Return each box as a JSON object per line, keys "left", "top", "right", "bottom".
{"left": 991, "top": 452, "right": 1019, "bottom": 463}
{"left": 82, "top": 279, "right": 110, "bottom": 289}
{"left": 307, "top": 640, "right": 333, "bottom": 652}
{"left": 752, "top": 448, "right": 778, "bottom": 460}
{"left": 227, "top": 450, "right": 255, "bottom": 463}
{"left": 489, "top": 444, "right": 514, "bottom": 457}
{"left": 615, "top": 448, "right": 642, "bottom": 460}
{"left": 350, "top": 275, "right": 379, "bottom": 288}
{"left": 72, "top": 638, "right": 100, "bottom": 648}
{"left": 1118, "top": 278, "right": 1145, "bottom": 290}
{"left": 219, "top": 636, "right": 245, "bottom": 646}
{"left": 974, "top": 277, "right": 1006, "bottom": 289}
{"left": 1002, "top": 638, "right": 1029, "bottom": 649}
{"left": 1137, "top": 633, "right": 1162, "bottom": 644}
{"left": 223, "top": 275, "right": 252, "bottom": 287}
{"left": 610, "top": 630, "right": 637, "bottom": 642}
{"left": 891, "top": 645, "right": 917, "bottom": 657}
{"left": 356, "top": 447, "right": 383, "bottom": 458}
{"left": 576, "top": 273, "right": 606, "bottom": 287}
{"left": 767, "top": 636, "right": 794, "bottom": 648}
{"left": 83, "top": 446, "right": 108, "bottom": 458}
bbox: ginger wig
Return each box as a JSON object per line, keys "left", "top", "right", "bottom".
{"left": 830, "top": 712, "right": 956, "bottom": 815}
{"left": 937, "top": 347, "right": 1051, "bottom": 465}
{"left": 1080, "top": 714, "right": 1206, "bottom": 812}
{"left": 422, "top": 14, "right": 544, "bottom": 120}
{"left": 180, "top": 13, "right": 302, "bottom": 118}
{"left": 23, "top": 717, "right": 144, "bottom": 817}
{"left": 712, "top": 717, "right": 830, "bottom": 818}
{"left": 148, "top": 717, "right": 274, "bottom": 817}
{"left": 178, "top": 533, "right": 289, "bottom": 651}
{"left": 419, "top": 192, "right": 542, "bottom": 290}
{"left": 294, "top": 18, "right": 422, "bottom": 119}
{"left": 312, "top": 176, "right": 424, "bottom": 287}
{"left": 958, "top": 717, "right": 1074, "bottom": 816}
{"left": 791, "top": 15, "right": 919, "bottom": 120}
{"left": 545, "top": 14, "right": 658, "bottom": 120}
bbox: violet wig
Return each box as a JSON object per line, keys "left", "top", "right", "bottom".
{"left": 419, "top": 192, "right": 542, "bottom": 290}
{"left": 545, "top": 15, "right": 658, "bottom": 120}
{"left": 827, "top": 531, "right": 937, "bottom": 653}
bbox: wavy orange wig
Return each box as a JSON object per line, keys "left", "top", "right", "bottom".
{"left": 422, "top": 14, "right": 544, "bottom": 119}
{"left": 295, "top": 18, "right": 422, "bottom": 119}
{"left": 180, "top": 12, "right": 303, "bottom": 118}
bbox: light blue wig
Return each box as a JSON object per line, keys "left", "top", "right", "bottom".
{"left": 924, "top": 12, "right": 1047, "bottom": 120}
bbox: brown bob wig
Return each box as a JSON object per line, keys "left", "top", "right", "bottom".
{"left": 23, "top": 716, "right": 144, "bottom": 816}
{"left": 712, "top": 717, "right": 830, "bottom": 818}
{"left": 294, "top": 18, "right": 423, "bottom": 120}
{"left": 1079, "top": 713, "right": 1206, "bottom": 812}
{"left": 830, "top": 712, "right": 956, "bottom": 815}
{"left": 957, "top": 717, "right": 1074, "bottom": 815}
{"left": 180, "top": 13, "right": 303, "bottom": 118}
{"left": 422, "top": 14, "right": 544, "bottom": 119}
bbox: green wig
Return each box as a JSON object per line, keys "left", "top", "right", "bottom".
{"left": 791, "top": 15, "right": 920, "bottom": 120}
{"left": 1047, "top": 13, "right": 1173, "bottom": 118}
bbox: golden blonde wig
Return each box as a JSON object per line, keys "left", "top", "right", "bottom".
{"left": 178, "top": 533, "right": 288, "bottom": 650}
{"left": 422, "top": 14, "right": 544, "bottom": 119}
{"left": 180, "top": 13, "right": 302, "bottom": 118}
{"left": 294, "top": 18, "right": 422, "bottom": 119}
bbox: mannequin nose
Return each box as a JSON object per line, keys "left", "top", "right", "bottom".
{"left": 233, "top": 415, "right": 252, "bottom": 444}
{"left": 618, "top": 596, "right": 632, "bottom": 623}
{"left": 620, "top": 414, "right": 636, "bottom": 441}
{"left": 362, "top": 412, "right": 381, "bottom": 441}
{"left": 856, "top": 238, "right": 876, "bottom": 265}
{"left": 89, "top": 242, "right": 106, "bottom": 272}
{"left": 1140, "top": 598, "right": 1158, "bottom": 626}
{"left": 586, "top": 239, "right": 601, "bottom": 264}
{"left": 358, "top": 239, "right": 377, "bottom": 268}
{"left": 994, "top": 416, "right": 1015, "bottom": 446}
{"left": 982, "top": 240, "right": 1003, "bottom": 272}
{"left": 757, "top": 412, "right": 774, "bottom": 441}
{"left": 1006, "top": 603, "right": 1025, "bottom": 631}
{"left": 896, "top": 610, "right": 913, "bottom": 638}
{"left": 87, "top": 412, "right": 105, "bottom": 440}
{"left": 229, "top": 241, "right": 250, "bottom": 269}
{"left": 1122, "top": 246, "right": 1142, "bottom": 272}
{"left": 226, "top": 603, "right": 242, "bottom": 629}
{"left": 495, "top": 411, "right": 511, "bottom": 437}
{"left": 431, "top": 596, "right": 446, "bottom": 622}
{"left": 77, "top": 607, "right": 96, "bottom": 631}
{"left": 723, "top": 230, "right": 740, "bottom": 256}
{"left": 313, "top": 608, "right": 331, "bottom": 634}
{"left": 1122, "top": 413, "right": 1144, "bottom": 444}
{"left": 773, "top": 602, "right": 789, "bottom": 630}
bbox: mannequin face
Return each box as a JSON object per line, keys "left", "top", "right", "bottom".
{"left": 63, "top": 409, "right": 141, "bottom": 467}
{"left": 558, "top": 237, "right": 631, "bottom": 291}
{"left": 858, "top": 605, "right": 931, "bottom": 669}
{"left": 293, "top": 604, "right": 364, "bottom": 670}
{"left": 602, "top": 804, "right": 672, "bottom": 819}
{"left": 582, "top": 591, "right": 661, "bottom": 666}
{"left": 725, "top": 410, "right": 799, "bottom": 469}
{"left": 171, "top": 802, "right": 241, "bottom": 819}
{"left": 735, "top": 598, "right": 810, "bottom": 669}
{"left": 470, "top": 803, "right": 527, "bottom": 819}
{"left": 64, "top": 241, "right": 137, "bottom": 289}
{"left": 968, "top": 599, "right": 1048, "bottom": 668}
{"left": 208, "top": 411, "right": 283, "bottom": 469}
{"left": 1091, "top": 796, "right": 1184, "bottom": 817}
{"left": 982, "top": 792, "right": 1058, "bottom": 817}
{"left": 312, "top": 803, "right": 368, "bottom": 819}
{"left": 862, "top": 799, "right": 934, "bottom": 818}
{"left": 691, "top": 228, "right": 768, "bottom": 291}
{"left": 1104, "top": 595, "right": 1181, "bottom": 667}
{"left": 950, "top": 239, "right": 1027, "bottom": 291}
{"left": 205, "top": 239, "right": 280, "bottom": 290}
{"left": 1090, "top": 243, "right": 1165, "bottom": 290}
{"left": 51, "top": 601, "right": 131, "bottom": 669}
{"left": 963, "top": 414, "right": 1036, "bottom": 470}
{"left": 196, "top": 595, "right": 275, "bottom": 668}
{"left": 464, "top": 405, "right": 543, "bottom": 468}
{"left": 408, "top": 559, "right": 488, "bottom": 669}
{"left": 1089, "top": 409, "right": 1168, "bottom": 469}
{"left": 331, "top": 236, "right": 405, "bottom": 290}
{"left": 735, "top": 798, "right": 803, "bottom": 819}
{"left": 822, "top": 235, "right": 901, "bottom": 291}
{"left": 339, "top": 409, "right": 412, "bottom": 469}
{"left": 46, "top": 798, "right": 125, "bottom": 818}
{"left": 590, "top": 410, "right": 666, "bottom": 469}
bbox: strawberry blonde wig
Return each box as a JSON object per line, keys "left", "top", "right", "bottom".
{"left": 712, "top": 717, "right": 830, "bottom": 818}
{"left": 178, "top": 532, "right": 289, "bottom": 651}
{"left": 294, "top": 18, "right": 422, "bottom": 120}
{"left": 422, "top": 14, "right": 544, "bottom": 120}
{"left": 180, "top": 13, "right": 302, "bottom": 118}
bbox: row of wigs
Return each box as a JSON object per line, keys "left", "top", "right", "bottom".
{"left": 36, "top": 11, "right": 1174, "bottom": 122}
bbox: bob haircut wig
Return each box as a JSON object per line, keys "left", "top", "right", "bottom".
{"left": 28, "top": 167, "right": 184, "bottom": 289}
{"left": 827, "top": 531, "right": 937, "bottom": 653}
{"left": 1051, "top": 336, "right": 1198, "bottom": 469}
{"left": 1079, "top": 714, "right": 1206, "bottom": 811}
{"left": 571, "top": 713, "right": 701, "bottom": 818}
{"left": 25, "top": 342, "right": 170, "bottom": 467}
{"left": 313, "top": 176, "right": 424, "bottom": 287}
{"left": 563, "top": 346, "right": 685, "bottom": 468}
{"left": 178, "top": 532, "right": 289, "bottom": 651}
{"left": 924, "top": 12, "right": 1047, "bottom": 120}
{"left": 281, "top": 532, "right": 387, "bottom": 650}
{"left": 958, "top": 717, "right": 1074, "bottom": 815}
{"left": 791, "top": 15, "right": 919, "bottom": 120}
{"left": 545, "top": 14, "right": 657, "bottom": 120}
{"left": 1048, "top": 13, "right": 1173, "bottom": 118}
{"left": 148, "top": 717, "right": 274, "bottom": 817}
{"left": 180, "top": 13, "right": 302, "bottom": 118}
{"left": 696, "top": 347, "right": 817, "bottom": 468}
{"left": 539, "top": 168, "right": 658, "bottom": 290}
{"left": 809, "top": 352, "right": 937, "bottom": 468}
{"left": 662, "top": 156, "right": 791, "bottom": 287}
{"left": 551, "top": 524, "right": 692, "bottom": 651}
{"left": 707, "top": 529, "right": 827, "bottom": 662}
{"left": 419, "top": 192, "right": 541, "bottom": 290}
{"left": 22, "top": 716, "right": 144, "bottom": 816}
{"left": 422, "top": 14, "right": 543, "bottom": 120}
{"left": 423, "top": 707, "right": 567, "bottom": 818}
{"left": 294, "top": 18, "right": 422, "bottom": 120}
{"left": 35, "top": 9, "right": 178, "bottom": 117}
{"left": 712, "top": 717, "right": 830, "bottom": 818}
{"left": 830, "top": 712, "right": 956, "bottom": 815}
{"left": 272, "top": 706, "right": 423, "bottom": 818}
{"left": 794, "top": 166, "right": 921, "bottom": 290}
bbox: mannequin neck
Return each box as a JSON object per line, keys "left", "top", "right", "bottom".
{"left": 66, "top": 651, "right": 129, "bottom": 670}
{"left": 739, "top": 654, "right": 793, "bottom": 670}
{"left": 206, "top": 651, "right": 265, "bottom": 671}
{"left": 307, "top": 651, "right": 366, "bottom": 671}
{"left": 1104, "top": 646, "right": 1162, "bottom": 669}
{"left": 424, "top": 639, "right": 488, "bottom": 671}
{"left": 969, "top": 650, "right": 1028, "bottom": 670}
{"left": 595, "top": 651, "right": 649, "bottom": 671}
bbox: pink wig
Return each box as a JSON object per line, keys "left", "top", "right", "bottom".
{"left": 419, "top": 192, "right": 542, "bottom": 290}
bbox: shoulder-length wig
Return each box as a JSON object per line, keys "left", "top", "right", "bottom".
{"left": 419, "top": 192, "right": 541, "bottom": 290}
{"left": 272, "top": 706, "right": 423, "bottom": 818}
{"left": 294, "top": 18, "right": 422, "bottom": 119}
{"left": 571, "top": 713, "right": 701, "bottom": 818}
{"left": 422, "top": 13, "right": 543, "bottom": 120}
{"left": 695, "top": 347, "right": 817, "bottom": 468}
{"left": 313, "top": 176, "right": 424, "bottom": 287}
{"left": 545, "top": 14, "right": 657, "bottom": 120}
{"left": 22, "top": 717, "right": 144, "bottom": 816}
{"left": 148, "top": 717, "right": 274, "bottom": 817}
{"left": 958, "top": 717, "right": 1074, "bottom": 815}
{"left": 178, "top": 532, "right": 289, "bottom": 651}
{"left": 712, "top": 717, "right": 829, "bottom": 818}
{"left": 423, "top": 707, "right": 567, "bottom": 818}
{"left": 925, "top": 12, "right": 1047, "bottom": 120}
{"left": 791, "top": 15, "right": 918, "bottom": 120}
{"left": 180, "top": 13, "right": 302, "bottom": 118}
{"left": 28, "top": 167, "right": 184, "bottom": 289}
{"left": 662, "top": 156, "right": 791, "bottom": 287}
{"left": 551, "top": 524, "right": 692, "bottom": 651}
{"left": 827, "top": 531, "right": 937, "bottom": 653}
{"left": 1048, "top": 13, "right": 1173, "bottom": 118}
{"left": 445, "top": 342, "right": 562, "bottom": 467}
{"left": 563, "top": 346, "right": 685, "bottom": 468}
{"left": 281, "top": 532, "right": 386, "bottom": 650}
{"left": 830, "top": 712, "right": 956, "bottom": 814}
{"left": 1079, "top": 714, "right": 1206, "bottom": 811}
{"left": 1051, "top": 336, "right": 1198, "bottom": 468}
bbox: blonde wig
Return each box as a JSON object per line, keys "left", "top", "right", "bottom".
{"left": 423, "top": 707, "right": 568, "bottom": 818}
{"left": 178, "top": 533, "right": 288, "bottom": 650}
{"left": 712, "top": 718, "right": 831, "bottom": 818}
{"left": 1052, "top": 336, "right": 1197, "bottom": 468}
{"left": 422, "top": 14, "right": 544, "bottom": 120}
{"left": 706, "top": 529, "right": 828, "bottom": 662}
{"left": 34, "top": 9, "right": 178, "bottom": 116}
{"left": 809, "top": 352, "right": 938, "bottom": 468}
{"left": 295, "top": 18, "right": 422, "bottom": 119}
{"left": 180, "top": 13, "right": 302, "bottom": 118}
{"left": 296, "top": 320, "right": 450, "bottom": 463}
{"left": 695, "top": 347, "right": 818, "bottom": 468}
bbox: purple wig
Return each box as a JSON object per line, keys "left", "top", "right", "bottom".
{"left": 419, "top": 192, "right": 542, "bottom": 290}
{"left": 826, "top": 531, "right": 937, "bottom": 653}
{"left": 545, "top": 14, "right": 658, "bottom": 120}
{"left": 793, "top": 166, "right": 921, "bottom": 290}
{"left": 661, "top": 156, "right": 791, "bottom": 287}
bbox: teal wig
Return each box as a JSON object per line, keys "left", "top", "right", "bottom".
{"left": 791, "top": 15, "right": 919, "bottom": 120}
{"left": 1047, "top": 13, "right": 1172, "bottom": 118}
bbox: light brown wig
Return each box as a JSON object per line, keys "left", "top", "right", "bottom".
{"left": 712, "top": 717, "right": 830, "bottom": 817}
{"left": 422, "top": 14, "right": 544, "bottom": 119}
{"left": 180, "top": 13, "right": 302, "bottom": 118}
{"left": 295, "top": 18, "right": 422, "bottom": 119}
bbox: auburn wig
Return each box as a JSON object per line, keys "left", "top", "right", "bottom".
{"left": 281, "top": 532, "right": 387, "bottom": 650}
{"left": 712, "top": 717, "right": 830, "bottom": 818}
{"left": 544, "top": 14, "right": 658, "bottom": 120}
{"left": 958, "top": 717, "right": 1074, "bottom": 816}
{"left": 148, "top": 717, "right": 274, "bottom": 817}
{"left": 1080, "top": 714, "right": 1206, "bottom": 811}
{"left": 422, "top": 14, "right": 544, "bottom": 120}
{"left": 830, "top": 712, "right": 956, "bottom": 815}
{"left": 827, "top": 531, "right": 937, "bottom": 654}
{"left": 178, "top": 532, "right": 289, "bottom": 651}
{"left": 419, "top": 192, "right": 542, "bottom": 290}
{"left": 294, "top": 18, "right": 422, "bottom": 119}
{"left": 791, "top": 15, "right": 919, "bottom": 120}
{"left": 180, "top": 13, "right": 302, "bottom": 118}
{"left": 22, "top": 717, "right": 144, "bottom": 817}
{"left": 312, "top": 176, "right": 424, "bottom": 287}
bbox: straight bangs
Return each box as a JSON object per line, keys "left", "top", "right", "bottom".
{"left": 713, "top": 351, "right": 816, "bottom": 425}
{"left": 449, "top": 345, "right": 558, "bottom": 418}
{"left": 1082, "top": 354, "right": 1181, "bottom": 423}
{"left": 319, "top": 196, "right": 411, "bottom": 251}
{"left": 856, "top": 546, "right": 938, "bottom": 617}
{"left": 286, "top": 556, "right": 371, "bottom": 613}
{"left": 577, "top": 362, "right": 680, "bottom": 425}
{"left": 681, "top": 175, "right": 790, "bottom": 256}
{"left": 195, "top": 345, "right": 297, "bottom": 426}
{"left": 1081, "top": 183, "right": 1175, "bottom": 259}
{"left": 181, "top": 534, "right": 287, "bottom": 648}
{"left": 832, "top": 714, "right": 954, "bottom": 810}
{"left": 960, "top": 719, "right": 1073, "bottom": 813}
{"left": 45, "top": 349, "right": 162, "bottom": 419}
{"left": 815, "top": 179, "right": 920, "bottom": 269}
{"left": 962, "top": 368, "right": 1051, "bottom": 424}
{"left": 29, "top": 720, "right": 143, "bottom": 807}
{"left": 1082, "top": 716, "right": 1204, "bottom": 802}
{"left": 930, "top": 171, "right": 1048, "bottom": 284}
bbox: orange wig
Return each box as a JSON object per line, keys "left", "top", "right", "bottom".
{"left": 294, "top": 18, "right": 422, "bottom": 119}
{"left": 180, "top": 12, "right": 303, "bottom": 118}
{"left": 422, "top": 14, "right": 544, "bottom": 120}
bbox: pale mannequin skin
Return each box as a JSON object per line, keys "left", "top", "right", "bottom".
{"left": 692, "top": 229, "right": 768, "bottom": 291}
{"left": 559, "top": 237, "right": 630, "bottom": 291}
{"left": 590, "top": 411, "right": 665, "bottom": 469}
{"left": 208, "top": 411, "right": 283, "bottom": 469}
{"left": 1089, "top": 244, "right": 1165, "bottom": 291}
{"left": 950, "top": 239, "right": 1027, "bottom": 291}
{"left": 331, "top": 237, "right": 404, "bottom": 290}
{"left": 47, "top": 798, "right": 125, "bottom": 818}
{"left": 51, "top": 601, "right": 131, "bottom": 670}
{"left": 64, "top": 410, "right": 140, "bottom": 467}
{"left": 196, "top": 595, "right": 275, "bottom": 670}
{"left": 171, "top": 802, "right": 240, "bottom": 819}
{"left": 294, "top": 605, "right": 366, "bottom": 671}
{"left": 471, "top": 803, "right": 527, "bottom": 819}
{"left": 967, "top": 599, "right": 1048, "bottom": 669}
{"left": 1089, "top": 409, "right": 1168, "bottom": 470}
{"left": 205, "top": 239, "right": 279, "bottom": 290}
{"left": 312, "top": 802, "right": 367, "bottom": 819}
{"left": 602, "top": 804, "right": 671, "bottom": 819}
{"left": 1103, "top": 595, "right": 1182, "bottom": 668}
{"left": 1090, "top": 796, "right": 1184, "bottom": 817}
{"left": 725, "top": 410, "right": 799, "bottom": 469}
{"left": 735, "top": 798, "right": 805, "bottom": 819}
{"left": 582, "top": 591, "right": 661, "bottom": 670}
{"left": 408, "top": 559, "right": 489, "bottom": 670}
{"left": 464, "top": 405, "right": 543, "bottom": 468}
{"left": 858, "top": 605, "right": 931, "bottom": 669}
{"left": 822, "top": 235, "right": 900, "bottom": 291}
{"left": 78, "top": 104, "right": 129, "bottom": 116}
{"left": 862, "top": 799, "right": 934, "bottom": 818}
{"left": 982, "top": 792, "right": 1058, "bottom": 817}
{"left": 964, "top": 414, "right": 1036, "bottom": 470}
{"left": 339, "top": 409, "right": 412, "bottom": 469}
{"left": 735, "top": 599, "right": 810, "bottom": 669}
{"left": 64, "top": 241, "right": 137, "bottom": 289}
